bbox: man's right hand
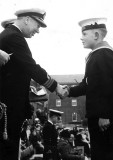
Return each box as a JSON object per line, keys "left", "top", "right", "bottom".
{"left": 98, "top": 118, "right": 110, "bottom": 131}
{"left": 55, "top": 84, "right": 69, "bottom": 99}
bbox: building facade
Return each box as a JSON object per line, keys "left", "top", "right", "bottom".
{"left": 48, "top": 74, "right": 86, "bottom": 125}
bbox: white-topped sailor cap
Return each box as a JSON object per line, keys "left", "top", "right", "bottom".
{"left": 1, "top": 18, "right": 16, "bottom": 28}
{"left": 15, "top": 8, "right": 47, "bottom": 28}
{"left": 49, "top": 109, "right": 64, "bottom": 117}
{"left": 78, "top": 17, "right": 107, "bottom": 32}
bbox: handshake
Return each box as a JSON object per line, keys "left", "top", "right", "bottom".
{"left": 55, "top": 84, "right": 69, "bottom": 99}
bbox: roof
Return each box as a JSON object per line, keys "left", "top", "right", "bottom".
{"left": 51, "top": 74, "right": 84, "bottom": 84}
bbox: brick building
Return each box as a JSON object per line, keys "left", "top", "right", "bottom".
{"left": 48, "top": 74, "right": 86, "bottom": 125}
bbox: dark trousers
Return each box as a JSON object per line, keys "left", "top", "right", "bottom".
{"left": 88, "top": 118, "right": 113, "bottom": 160}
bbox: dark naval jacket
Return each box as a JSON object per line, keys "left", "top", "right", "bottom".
{"left": 0, "top": 25, "right": 57, "bottom": 115}
{"left": 69, "top": 41, "right": 113, "bottom": 119}
{"left": 0, "top": 25, "right": 57, "bottom": 137}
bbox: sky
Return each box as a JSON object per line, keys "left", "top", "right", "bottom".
{"left": 0, "top": 0, "right": 113, "bottom": 75}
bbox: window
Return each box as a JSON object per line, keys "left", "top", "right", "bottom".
{"left": 72, "top": 112, "right": 77, "bottom": 122}
{"left": 72, "top": 99, "right": 77, "bottom": 106}
{"left": 56, "top": 99, "right": 61, "bottom": 107}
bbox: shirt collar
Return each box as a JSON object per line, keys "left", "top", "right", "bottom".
{"left": 12, "top": 24, "right": 22, "bottom": 32}
{"left": 48, "top": 119, "right": 53, "bottom": 125}
{"left": 86, "top": 41, "right": 113, "bottom": 63}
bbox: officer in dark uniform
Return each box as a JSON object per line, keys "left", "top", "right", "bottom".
{"left": 42, "top": 109, "right": 63, "bottom": 160}
{"left": 0, "top": 8, "right": 65, "bottom": 160}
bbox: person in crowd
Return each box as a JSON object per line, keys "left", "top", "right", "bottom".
{"left": 75, "top": 133, "right": 90, "bottom": 158}
{"left": 0, "top": 49, "right": 10, "bottom": 105}
{"left": 20, "top": 119, "right": 44, "bottom": 160}
{"left": 69, "top": 132, "right": 75, "bottom": 147}
{"left": 21, "top": 120, "right": 31, "bottom": 148}
{"left": 57, "top": 129, "right": 84, "bottom": 160}
{"left": 36, "top": 108, "right": 48, "bottom": 125}
{"left": 0, "top": 19, "right": 15, "bottom": 67}
{"left": 1, "top": 18, "right": 16, "bottom": 28}
{"left": 0, "top": 8, "right": 68, "bottom": 160}
{"left": 0, "top": 50, "right": 10, "bottom": 66}
{"left": 64, "top": 18, "right": 113, "bottom": 160}
{"left": 29, "top": 125, "right": 44, "bottom": 154}
{"left": 42, "top": 109, "right": 63, "bottom": 160}
{"left": 0, "top": 49, "right": 10, "bottom": 97}
{"left": 20, "top": 143, "right": 34, "bottom": 160}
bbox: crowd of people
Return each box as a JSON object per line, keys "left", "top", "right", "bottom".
{"left": 19, "top": 109, "right": 91, "bottom": 160}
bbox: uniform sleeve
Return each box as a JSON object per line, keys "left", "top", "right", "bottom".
{"left": 7, "top": 33, "right": 57, "bottom": 92}
{"left": 69, "top": 77, "right": 86, "bottom": 97}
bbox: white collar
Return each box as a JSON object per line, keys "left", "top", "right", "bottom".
{"left": 48, "top": 119, "right": 53, "bottom": 125}
{"left": 85, "top": 42, "right": 113, "bottom": 63}
{"left": 91, "top": 46, "right": 113, "bottom": 54}
{"left": 91, "top": 41, "right": 113, "bottom": 53}
{"left": 12, "top": 24, "right": 22, "bottom": 32}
